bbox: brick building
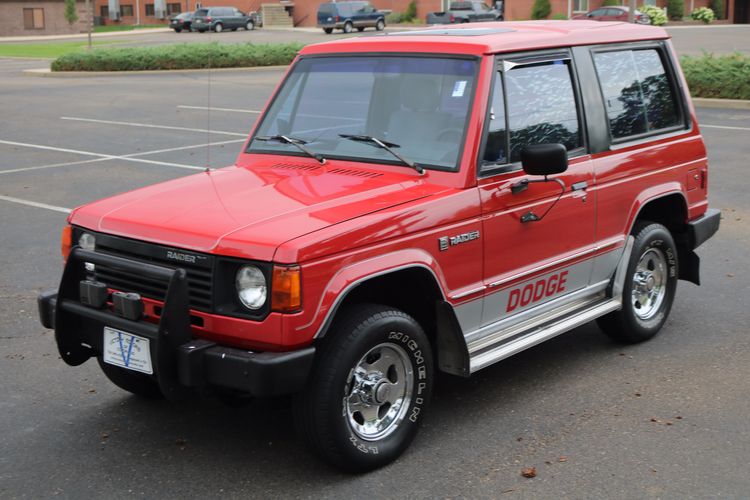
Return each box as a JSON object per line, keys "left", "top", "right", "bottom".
{"left": 92, "top": 0, "right": 745, "bottom": 28}
{"left": 0, "top": 0, "right": 89, "bottom": 36}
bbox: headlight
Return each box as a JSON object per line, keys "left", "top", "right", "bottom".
{"left": 78, "top": 232, "right": 96, "bottom": 272}
{"left": 236, "top": 265, "right": 267, "bottom": 310}
{"left": 78, "top": 232, "right": 95, "bottom": 250}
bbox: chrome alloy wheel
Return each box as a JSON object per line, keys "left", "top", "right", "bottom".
{"left": 631, "top": 247, "right": 667, "bottom": 320}
{"left": 345, "top": 342, "right": 414, "bottom": 441}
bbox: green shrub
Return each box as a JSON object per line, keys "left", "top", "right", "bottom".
{"left": 710, "top": 0, "right": 724, "bottom": 19}
{"left": 51, "top": 42, "right": 303, "bottom": 72}
{"left": 602, "top": 0, "right": 621, "bottom": 6}
{"left": 680, "top": 52, "right": 750, "bottom": 100}
{"left": 690, "top": 6, "right": 715, "bottom": 22}
{"left": 551, "top": 12, "right": 568, "bottom": 19}
{"left": 531, "top": 0, "right": 551, "bottom": 19}
{"left": 639, "top": 5, "right": 668, "bottom": 25}
{"left": 385, "top": 11, "right": 403, "bottom": 23}
{"left": 667, "top": 0, "right": 684, "bottom": 19}
{"left": 403, "top": 0, "right": 417, "bottom": 22}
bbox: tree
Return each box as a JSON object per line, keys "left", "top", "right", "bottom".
{"left": 667, "top": 0, "right": 684, "bottom": 20}
{"left": 711, "top": 0, "right": 725, "bottom": 19}
{"left": 602, "top": 0, "right": 621, "bottom": 6}
{"left": 531, "top": 0, "right": 551, "bottom": 19}
{"left": 64, "top": 0, "right": 79, "bottom": 24}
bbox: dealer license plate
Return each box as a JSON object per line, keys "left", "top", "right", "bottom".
{"left": 102, "top": 326, "right": 153, "bottom": 375}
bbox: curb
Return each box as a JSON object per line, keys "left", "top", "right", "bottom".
{"left": 0, "top": 28, "right": 171, "bottom": 43}
{"left": 693, "top": 97, "right": 750, "bottom": 110}
{"left": 23, "top": 64, "right": 289, "bottom": 77}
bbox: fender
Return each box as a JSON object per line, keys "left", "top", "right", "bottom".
{"left": 307, "top": 249, "right": 450, "bottom": 340}
{"left": 625, "top": 184, "right": 687, "bottom": 236}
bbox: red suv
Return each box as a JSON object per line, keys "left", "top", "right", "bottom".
{"left": 39, "top": 21, "right": 719, "bottom": 472}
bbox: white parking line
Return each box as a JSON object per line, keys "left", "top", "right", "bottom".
{"left": 702, "top": 124, "right": 750, "bottom": 132}
{"left": 0, "top": 138, "right": 246, "bottom": 175}
{"left": 0, "top": 195, "right": 71, "bottom": 214}
{"left": 60, "top": 117, "right": 248, "bottom": 137}
{"left": 0, "top": 139, "right": 204, "bottom": 170}
{"left": 177, "top": 105, "right": 262, "bottom": 114}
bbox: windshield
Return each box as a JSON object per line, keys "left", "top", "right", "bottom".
{"left": 248, "top": 56, "right": 478, "bottom": 171}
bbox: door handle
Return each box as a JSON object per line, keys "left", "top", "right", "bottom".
{"left": 571, "top": 181, "right": 588, "bottom": 191}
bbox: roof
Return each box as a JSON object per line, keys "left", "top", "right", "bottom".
{"left": 300, "top": 21, "right": 669, "bottom": 57}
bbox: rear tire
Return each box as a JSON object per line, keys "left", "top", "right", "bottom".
{"left": 293, "top": 304, "right": 433, "bottom": 472}
{"left": 214, "top": 22, "right": 223, "bottom": 32}
{"left": 174, "top": 28, "right": 182, "bottom": 32}
{"left": 597, "top": 222, "right": 678, "bottom": 343}
{"left": 323, "top": 27, "right": 333, "bottom": 34}
{"left": 97, "top": 357, "right": 163, "bottom": 399}
{"left": 343, "top": 21, "right": 353, "bottom": 33}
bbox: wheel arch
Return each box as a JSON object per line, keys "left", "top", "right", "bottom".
{"left": 315, "top": 260, "right": 469, "bottom": 377}
{"left": 627, "top": 189, "right": 699, "bottom": 284}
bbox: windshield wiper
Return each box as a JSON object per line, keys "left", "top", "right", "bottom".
{"left": 255, "top": 135, "right": 326, "bottom": 164}
{"left": 339, "top": 134, "right": 424, "bottom": 175}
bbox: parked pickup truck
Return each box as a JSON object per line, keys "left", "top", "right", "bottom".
{"left": 39, "top": 21, "right": 720, "bottom": 473}
{"left": 426, "top": 1, "right": 502, "bottom": 24}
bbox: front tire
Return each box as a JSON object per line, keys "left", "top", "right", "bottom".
{"left": 597, "top": 222, "right": 678, "bottom": 343}
{"left": 246, "top": 20, "right": 255, "bottom": 30}
{"left": 214, "top": 22, "right": 223, "bottom": 32}
{"left": 343, "top": 21, "right": 353, "bottom": 33}
{"left": 293, "top": 304, "right": 433, "bottom": 472}
{"left": 376, "top": 18, "right": 385, "bottom": 30}
{"left": 174, "top": 28, "right": 182, "bottom": 32}
{"left": 97, "top": 357, "right": 163, "bottom": 399}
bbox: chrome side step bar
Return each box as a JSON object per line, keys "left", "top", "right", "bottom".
{"left": 469, "top": 299, "right": 621, "bottom": 373}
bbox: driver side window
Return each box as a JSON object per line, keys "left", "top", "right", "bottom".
{"left": 480, "top": 57, "right": 583, "bottom": 174}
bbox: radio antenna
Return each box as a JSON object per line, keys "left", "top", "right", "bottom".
{"left": 205, "top": 22, "right": 213, "bottom": 171}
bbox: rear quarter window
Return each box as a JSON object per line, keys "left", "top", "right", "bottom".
{"left": 593, "top": 48, "right": 681, "bottom": 140}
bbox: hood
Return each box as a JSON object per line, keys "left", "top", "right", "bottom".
{"left": 70, "top": 162, "right": 443, "bottom": 261}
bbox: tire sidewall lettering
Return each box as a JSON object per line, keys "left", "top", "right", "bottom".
{"left": 345, "top": 328, "right": 430, "bottom": 454}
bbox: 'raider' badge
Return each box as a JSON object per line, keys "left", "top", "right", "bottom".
{"left": 438, "top": 231, "right": 480, "bottom": 251}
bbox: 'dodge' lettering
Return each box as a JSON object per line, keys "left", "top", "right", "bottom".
{"left": 506, "top": 270, "right": 568, "bottom": 313}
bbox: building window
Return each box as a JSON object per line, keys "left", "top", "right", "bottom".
{"left": 100, "top": 5, "right": 109, "bottom": 17}
{"left": 120, "top": 4, "right": 134, "bottom": 16}
{"left": 167, "top": 3, "right": 182, "bottom": 14}
{"left": 573, "top": 0, "right": 588, "bottom": 11}
{"left": 23, "top": 8, "right": 45, "bottom": 29}
{"left": 145, "top": 4, "right": 155, "bottom": 15}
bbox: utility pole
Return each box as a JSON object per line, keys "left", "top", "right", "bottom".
{"left": 628, "top": 0, "right": 635, "bottom": 22}
{"left": 86, "top": 0, "right": 92, "bottom": 48}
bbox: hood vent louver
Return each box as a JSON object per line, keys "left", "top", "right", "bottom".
{"left": 329, "top": 168, "right": 383, "bottom": 179}
{"left": 272, "top": 163, "right": 322, "bottom": 172}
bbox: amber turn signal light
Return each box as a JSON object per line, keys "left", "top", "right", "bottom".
{"left": 61, "top": 225, "right": 72, "bottom": 262}
{"left": 271, "top": 265, "right": 301, "bottom": 313}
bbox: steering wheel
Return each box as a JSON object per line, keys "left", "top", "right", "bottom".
{"left": 436, "top": 127, "right": 464, "bottom": 142}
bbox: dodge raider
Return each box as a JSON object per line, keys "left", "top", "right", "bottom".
{"left": 38, "top": 21, "right": 720, "bottom": 472}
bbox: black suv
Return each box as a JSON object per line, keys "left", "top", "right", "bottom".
{"left": 192, "top": 7, "right": 257, "bottom": 32}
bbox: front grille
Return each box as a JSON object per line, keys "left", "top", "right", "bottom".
{"left": 93, "top": 236, "right": 214, "bottom": 312}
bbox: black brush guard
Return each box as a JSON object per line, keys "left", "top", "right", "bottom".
{"left": 38, "top": 247, "right": 314, "bottom": 400}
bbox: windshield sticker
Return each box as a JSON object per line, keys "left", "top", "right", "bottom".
{"left": 452, "top": 80, "right": 467, "bottom": 97}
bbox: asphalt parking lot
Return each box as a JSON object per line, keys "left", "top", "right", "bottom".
{"left": 1, "top": 51, "right": 750, "bottom": 498}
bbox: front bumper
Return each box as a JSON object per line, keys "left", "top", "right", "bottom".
{"left": 39, "top": 247, "right": 314, "bottom": 399}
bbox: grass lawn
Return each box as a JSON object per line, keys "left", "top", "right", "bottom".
{"left": 93, "top": 24, "right": 165, "bottom": 33}
{"left": 0, "top": 41, "right": 121, "bottom": 59}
